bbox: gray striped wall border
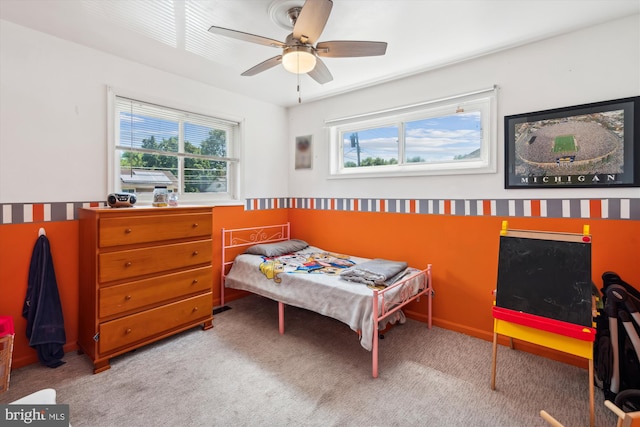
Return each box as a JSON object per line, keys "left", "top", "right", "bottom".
{"left": 245, "top": 198, "right": 640, "bottom": 220}
{"left": 1, "top": 198, "right": 638, "bottom": 225}
{"left": 1, "top": 202, "right": 105, "bottom": 225}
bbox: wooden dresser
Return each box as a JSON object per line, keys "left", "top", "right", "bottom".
{"left": 78, "top": 206, "right": 214, "bottom": 373}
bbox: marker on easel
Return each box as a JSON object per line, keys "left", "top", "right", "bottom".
{"left": 500, "top": 220, "right": 508, "bottom": 236}
{"left": 582, "top": 224, "right": 591, "bottom": 242}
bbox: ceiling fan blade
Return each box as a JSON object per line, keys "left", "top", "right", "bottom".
{"left": 208, "top": 26, "right": 285, "bottom": 49}
{"left": 316, "top": 41, "right": 387, "bottom": 58}
{"left": 293, "top": 0, "right": 333, "bottom": 45}
{"left": 307, "top": 57, "right": 333, "bottom": 84}
{"left": 241, "top": 56, "right": 283, "bottom": 76}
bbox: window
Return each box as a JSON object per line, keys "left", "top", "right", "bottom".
{"left": 109, "top": 91, "right": 240, "bottom": 203}
{"left": 328, "top": 87, "right": 497, "bottom": 178}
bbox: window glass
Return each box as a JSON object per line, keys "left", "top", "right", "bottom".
{"left": 112, "top": 94, "right": 239, "bottom": 201}
{"left": 343, "top": 125, "right": 399, "bottom": 167}
{"left": 328, "top": 89, "right": 496, "bottom": 178}
{"left": 405, "top": 112, "right": 481, "bottom": 164}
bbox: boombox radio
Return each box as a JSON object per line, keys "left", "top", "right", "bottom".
{"left": 107, "top": 193, "right": 137, "bottom": 208}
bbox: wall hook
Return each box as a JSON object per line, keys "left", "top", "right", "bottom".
{"left": 38, "top": 227, "right": 46, "bottom": 236}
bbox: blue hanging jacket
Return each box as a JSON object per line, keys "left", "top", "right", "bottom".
{"left": 22, "top": 234, "right": 66, "bottom": 368}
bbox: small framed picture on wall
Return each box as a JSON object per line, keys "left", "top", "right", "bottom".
{"left": 295, "top": 135, "right": 312, "bottom": 170}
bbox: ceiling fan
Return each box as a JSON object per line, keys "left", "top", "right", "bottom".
{"left": 207, "top": 0, "right": 387, "bottom": 86}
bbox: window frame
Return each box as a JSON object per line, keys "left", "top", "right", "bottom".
{"left": 327, "top": 88, "right": 498, "bottom": 179}
{"left": 107, "top": 87, "right": 243, "bottom": 205}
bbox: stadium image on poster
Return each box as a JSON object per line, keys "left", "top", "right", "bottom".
{"left": 504, "top": 97, "right": 640, "bottom": 188}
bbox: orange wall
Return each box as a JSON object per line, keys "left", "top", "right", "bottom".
{"left": 0, "top": 221, "right": 79, "bottom": 369}
{"left": 288, "top": 208, "right": 640, "bottom": 366}
{"left": 1, "top": 205, "right": 638, "bottom": 369}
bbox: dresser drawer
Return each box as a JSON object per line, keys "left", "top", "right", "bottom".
{"left": 99, "top": 212, "right": 212, "bottom": 248}
{"left": 99, "top": 293, "right": 212, "bottom": 354}
{"left": 99, "top": 240, "right": 212, "bottom": 283}
{"left": 99, "top": 266, "right": 212, "bottom": 318}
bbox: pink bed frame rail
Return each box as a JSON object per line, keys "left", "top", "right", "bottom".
{"left": 221, "top": 223, "right": 434, "bottom": 378}
{"left": 220, "top": 223, "right": 290, "bottom": 307}
{"left": 370, "top": 265, "right": 432, "bottom": 377}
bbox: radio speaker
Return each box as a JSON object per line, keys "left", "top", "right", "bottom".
{"left": 107, "top": 193, "right": 137, "bottom": 208}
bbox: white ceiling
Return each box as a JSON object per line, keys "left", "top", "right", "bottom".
{"left": 1, "top": 0, "right": 638, "bottom": 107}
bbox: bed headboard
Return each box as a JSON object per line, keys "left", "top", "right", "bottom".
{"left": 220, "top": 223, "right": 290, "bottom": 306}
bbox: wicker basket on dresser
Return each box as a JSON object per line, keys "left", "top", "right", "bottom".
{"left": 78, "top": 206, "right": 214, "bottom": 373}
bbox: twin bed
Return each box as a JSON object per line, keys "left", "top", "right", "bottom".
{"left": 221, "top": 223, "right": 433, "bottom": 377}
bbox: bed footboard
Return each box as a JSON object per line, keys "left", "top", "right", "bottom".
{"left": 371, "top": 264, "right": 433, "bottom": 378}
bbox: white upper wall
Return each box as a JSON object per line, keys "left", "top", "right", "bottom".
{"left": 2, "top": 15, "right": 639, "bottom": 204}
{"left": 287, "top": 14, "right": 640, "bottom": 200}
{"left": 0, "top": 20, "right": 288, "bottom": 204}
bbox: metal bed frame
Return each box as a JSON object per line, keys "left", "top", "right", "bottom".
{"left": 221, "top": 222, "right": 433, "bottom": 377}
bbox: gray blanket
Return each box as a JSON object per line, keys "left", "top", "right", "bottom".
{"left": 340, "top": 258, "right": 409, "bottom": 287}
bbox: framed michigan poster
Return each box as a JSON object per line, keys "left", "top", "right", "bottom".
{"left": 504, "top": 96, "right": 640, "bottom": 189}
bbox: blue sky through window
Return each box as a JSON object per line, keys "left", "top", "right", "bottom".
{"left": 342, "top": 112, "right": 481, "bottom": 164}
{"left": 406, "top": 112, "right": 481, "bottom": 162}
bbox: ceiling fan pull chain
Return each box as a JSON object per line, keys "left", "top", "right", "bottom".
{"left": 297, "top": 72, "right": 302, "bottom": 103}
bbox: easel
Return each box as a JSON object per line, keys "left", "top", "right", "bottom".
{"left": 490, "top": 222, "right": 596, "bottom": 427}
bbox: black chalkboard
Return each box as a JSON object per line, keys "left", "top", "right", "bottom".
{"left": 495, "top": 231, "right": 592, "bottom": 327}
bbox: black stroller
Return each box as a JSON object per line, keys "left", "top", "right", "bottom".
{"left": 595, "top": 271, "right": 640, "bottom": 412}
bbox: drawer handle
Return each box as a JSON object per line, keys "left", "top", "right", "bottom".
{"left": 125, "top": 262, "right": 132, "bottom": 267}
{"left": 192, "top": 279, "right": 198, "bottom": 284}
{"left": 192, "top": 251, "right": 199, "bottom": 256}
{"left": 192, "top": 223, "right": 199, "bottom": 228}
{"left": 125, "top": 328, "right": 132, "bottom": 334}
{"left": 192, "top": 307, "right": 199, "bottom": 313}
{"left": 125, "top": 228, "right": 132, "bottom": 234}
{"left": 124, "top": 295, "right": 132, "bottom": 301}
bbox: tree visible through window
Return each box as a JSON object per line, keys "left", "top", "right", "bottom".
{"left": 114, "top": 96, "right": 239, "bottom": 198}
{"left": 330, "top": 89, "right": 496, "bottom": 177}
{"left": 342, "top": 112, "right": 482, "bottom": 167}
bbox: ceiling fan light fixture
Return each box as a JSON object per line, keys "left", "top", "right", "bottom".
{"left": 282, "top": 46, "right": 316, "bottom": 74}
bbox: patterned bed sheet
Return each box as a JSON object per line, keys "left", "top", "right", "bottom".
{"left": 224, "top": 246, "right": 426, "bottom": 351}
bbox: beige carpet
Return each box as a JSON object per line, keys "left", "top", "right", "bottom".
{"left": 1, "top": 295, "right": 618, "bottom": 426}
